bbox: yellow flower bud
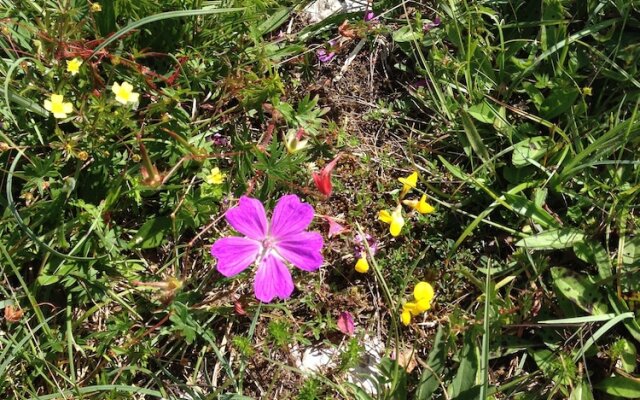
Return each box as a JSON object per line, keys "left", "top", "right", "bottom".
{"left": 403, "top": 194, "right": 435, "bottom": 214}
{"left": 355, "top": 256, "right": 369, "bottom": 273}
{"left": 401, "top": 310, "right": 412, "bottom": 326}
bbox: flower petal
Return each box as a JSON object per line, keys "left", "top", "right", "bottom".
{"left": 254, "top": 253, "right": 294, "bottom": 302}
{"left": 269, "top": 194, "right": 314, "bottom": 239}
{"left": 225, "top": 196, "right": 268, "bottom": 240}
{"left": 275, "top": 231, "right": 323, "bottom": 271}
{"left": 210, "top": 236, "right": 260, "bottom": 277}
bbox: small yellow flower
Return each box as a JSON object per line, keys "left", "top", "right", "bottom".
{"left": 355, "top": 256, "right": 369, "bottom": 273}
{"left": 378, "top": 205, "right": 404, "bottom": 237}
{"left": 90, "top": 2, "right": 102, "bottom": 12}
{"left": 582, "top": 87, "right": 592, "bottom": 96}
{"left": 44, "top": 94, "right": 73, "bottom": 119}
{"left": 398, "top": 171, "right": 418, "bottom": 198}
{"left": 112, "top": 81, "right": 139, "bottom": 105}
{"left": 403, "top": 194, "right": 435, "bottom": 214}
{"left": 401, "top": 310, "right": 412, "bottom": 326}
{"left": 66, "top": 58, "right": 82, "bottom": 75}
{"left": 205, "top": 167, "right": 226, "bottom": 185}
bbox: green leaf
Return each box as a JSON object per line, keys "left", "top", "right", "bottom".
{"left": 618, "top": 338, "right": 637, "bottom": 373}
{"left": 503, "top": 193, "right": 560, "bottom": 228}
{"left": 416, "top": 325, "right": 448, "bottom": 399}
{"left": 257, "top": 7, "right": 292, "bottom": 35}
{"left": 129, "top": 216, "right": 172, "bottom": 249}
{"left": 512, "top": 137, "right": 554, "bottom": 167}
{"left": 448, "top": 331, "right": 479, "bottom": 399}
{"left": 595, "top": 375, "right": 640, "bottom": 398}
{"left": 540, "top": 87, "right": 579, "bottom": 120}
{"left": 460, "top": 110, "right": 491, "bottom": 167}
{"left": 467, "top": 101, "right": 496, "bottom": 124}
{"left": 392, "top": 25, "right": 423, "bottom": 43}
{"left": 569, "top": 378, "right": 594, "bottom": 400}
{"left": 37, "top": 275, "right": 60, "bottom": 286}
{"left": 573, "top": 240, "right": 612, "bottom": 279}
{"left": 516, "top": 228, "right": 585, "bottom": 250}
{"left": 551, "top": 267, "right": 608, "bottom": 315}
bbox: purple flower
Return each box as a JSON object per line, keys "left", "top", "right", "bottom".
{"left": 316, "top": 48, "right": 335, "bottom": 63}
{"left": 210, "top": 195, "right": 324, "bottom": 303}
{"left": 423, "top": 16, "right": 441, "bottom": 32}
{"left": 364, "top": 11, "right": 376, "bottom": 22}
{"left": 211, "top": 133, "right": 229, "bottom": 147}
{"left": 354, "top": 233, "right": 378, "bottom": 258}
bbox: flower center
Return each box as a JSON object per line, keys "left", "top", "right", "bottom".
{"left": 261, "top": 236, "right": 277, "bottom": 250}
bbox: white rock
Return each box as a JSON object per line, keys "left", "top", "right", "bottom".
{"left": 303, "top": 0, "right": 368, "bottom": 23}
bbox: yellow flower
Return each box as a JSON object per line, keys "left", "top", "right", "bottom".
{"left": 205, "top": 167, "right": 226, "bottom": 185}
{"left": 90, "top": 2, "right": 102, "bottom": 12}
{"left": 112, "top": 81, "right": 139, "bottom": 105}
{"left": 66, "top": 58, "right": 82, "bottom": 75}
{"left": 285, "top": 130, "right": 308, "bottom": 154}
{"left": 44, "top": 94, "right": 73, "bottom": 119}
{"left": 582, "top": 87, "right": 592, "bottom": 96}
{"left": 398, "top": 171, "right": 418, "bottom": 198}
{"left": 401, "top": 310, "right": 412, "bottom": 326}
{"left": 401, "top": 281, "right": 435, "bottom": 325}
{"left": 403, "top": 194, "right": 435, "bottom": 214}
{"left": 414, "top": 281, "right": 434, "bottom": 302}
{"left": 378, "top": 205, "right": 404, "bottom": 237}
{"left": 355, "top": 256, "right": 369, "bottom": 273}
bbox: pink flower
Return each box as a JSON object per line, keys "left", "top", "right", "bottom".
{"left": 210, "top": 195, "right": 324, "bottom": 303}
{"left": 312, "top": 156, "right": 339, "bottom": 197}
{"left": 337, "top": 311, "right": 355, "bottom": 336}
{"left": 324, "top": 216, "right": 347, "bottom": 237}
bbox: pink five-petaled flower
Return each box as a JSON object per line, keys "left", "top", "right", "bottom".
{"left": 210, "top": 195, "right": 324, "bottom": 303}
{"left": 313, "top": 156, "right": 339, "bottom": 197}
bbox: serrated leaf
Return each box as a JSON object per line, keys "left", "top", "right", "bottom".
{"left": 129, "top": 216, "right": 172, "bottom": 249}
{"left": 595, "top": 375, "right": 640, "bottom": 398}
{"left": 551, "top": 267, "right": 608, "bottom": 315}
{"left": 516, "top": 228, "right": 585, "bottom": 249}
{"left": 512, "top": 137, "right": 553, "bottom": 167}
{"left": 503, "top": 193, "right": 559, "bottom": 228}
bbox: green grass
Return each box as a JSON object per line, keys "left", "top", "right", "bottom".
{"left": 1, "top": 0, "right": 639, "bottom": 398}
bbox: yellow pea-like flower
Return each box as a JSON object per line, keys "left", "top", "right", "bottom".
{"left": 403, "top": 194, "right": 435, "bottom": 214}
{"left": 44, "top": 94, "right": 73, "bottom": 119}
{"left": 398, "top": 171, "right": 418, "bottom": 198}
{"left": 112, "top": 81, "right": 140, "bottom": 105}
{"left": 355, "top": 256, "right": 369, "bottom": 273}
{"left": 414, "top": 281, "right": 434, "bottom": 302}
{"left": 378, "top": 205, "right": 404, "bottom": 237}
